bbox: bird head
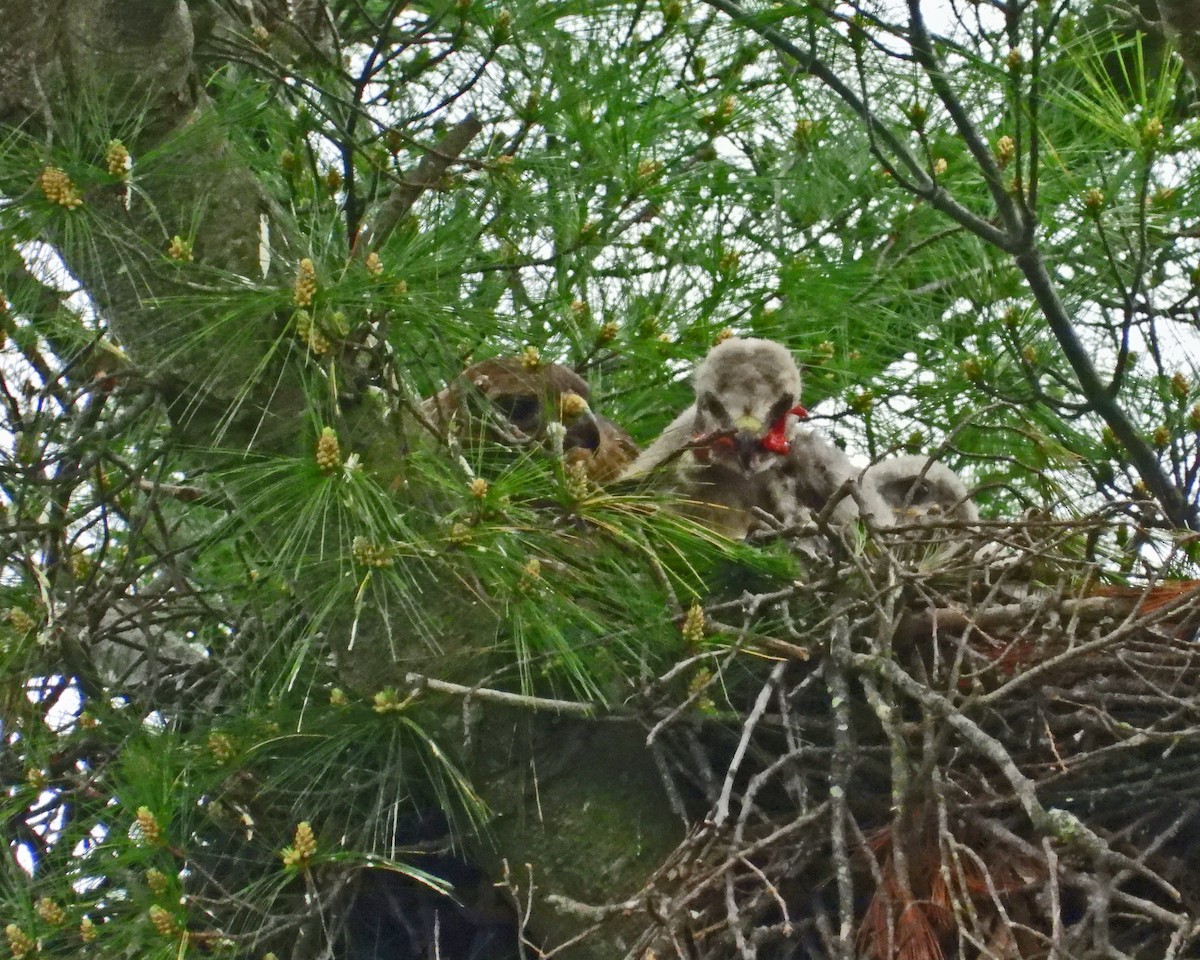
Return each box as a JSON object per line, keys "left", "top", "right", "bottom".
{"left": 563, "top": 411, "right": 640, "bottom": 483}
{"left": 864, "top": 455, "right": 978, "bottom": 525}
{"left": 457, "top": 357, "right": 591, "bottom": 441}
{"left": 690, "top": 338, "right": 806, "bottom": 471}
{"left": 450, "top": 357, "right": 637, "bottom": 480}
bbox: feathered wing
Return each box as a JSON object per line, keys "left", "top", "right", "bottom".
{"left": 620, "top": 403, "right": 761, "bottom": 536}
{"left": 621, "top": 338, "right": 897, "bottom": 538}
{"left": 758, "top": 431, "right": 890, "bottom": 530}
{"left": 620, "top": 405, "right": 697, "bottom": 479}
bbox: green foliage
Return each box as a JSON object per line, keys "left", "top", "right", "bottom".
{"left": 3, "top": 0, "right": 1200, "bottom": 953}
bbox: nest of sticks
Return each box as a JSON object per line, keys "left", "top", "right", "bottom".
{"left": 565, "top": 508, "right": 1200, "bottom": 960}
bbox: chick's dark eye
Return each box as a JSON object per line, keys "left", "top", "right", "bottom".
{"left": 766, "top": 395, "right": 795, "bottom": 424}
{"left": 699, "top": 393, "right": 728, "bottom": 421}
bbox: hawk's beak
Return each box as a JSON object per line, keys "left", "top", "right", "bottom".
{"left": 734, "top": 414, "right": 764, "bottom": 435}
{"left": 732, "top": 414, "right": 768, "bottom": 469}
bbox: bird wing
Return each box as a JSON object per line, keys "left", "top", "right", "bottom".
{"left": 771, "top": 431, "right": 876, "bottom": 525}
{"left": 619, "top": 405, "right": 698, "bottom": 479}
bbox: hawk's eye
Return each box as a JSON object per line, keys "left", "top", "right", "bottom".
{"left": 494, "top": 395, "right": 540, "bottom": 429}
{"left": 766, "top": 395, "right": 795, "bottom": 426}
{"left": 698, "top": 393, "right": 728, "bottom": 424}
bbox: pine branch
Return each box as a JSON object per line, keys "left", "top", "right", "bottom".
{"left": 353, "top": 113, "right": 484, "bottom": 254}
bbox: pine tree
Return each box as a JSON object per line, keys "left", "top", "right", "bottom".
{"left": 2, "top": 1, "right": 1200, "bottom": 958}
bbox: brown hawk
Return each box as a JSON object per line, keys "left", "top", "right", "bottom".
{"left": 421, "top": 356, "right": 637, "bottom": 482}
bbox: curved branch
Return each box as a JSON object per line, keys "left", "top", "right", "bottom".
{"left": 701, "top": 0, "right": 1022, "bottom": 252}
{"left": 353, "top": 113, "right": 483, "bottom": 255}
{"left": 851, "top": 650, "right": 1184, "bottom": 906}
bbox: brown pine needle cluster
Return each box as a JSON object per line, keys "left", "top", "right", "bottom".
{"left": 681, "top": 603, "right": 705, "bottom": 646}
{"left": 166, "top": 236, "right": 193, "bottom": 262}
{"left": 206, "top": 732, "right": 235, "bottom": 762}
{"left": 294, "top": 310, "right": 330, "bottom": 355}
{"left": 35, "top": 898, "right": 64, "bottom": 925}
{"left": 7, "top": 607, "right": 34, "bottom": 634}
{"left": 147, "top": 905, "right": 176, "bottom": 936}
{"left": 686, "top": 667, "right": 716, "bottom": 713}
{"left": 994, "top": 134, "right": 1015, "bottom": 168}
{"left": 520, "top": 345, "right": 541, "bottom": 370}
{"left": 5, "top": 924, "right": 35, "bottom": 959}
{"left": 293, "top": 258, "right": 317, "bottom": 306}
{"left": 135, "top": 806, "right": 162, "bottom": 845}
{"left": 145, "top": 868, "right": 169, "bottom": 896}
{"left": 373, "top": 688, "right": 409, "bottom": 712}
{"left": 559, "top": 392, "right": 588, "bottom": 420}
{"left": 351, "top": 536, "right": 393, "bottom": 568}
{"left": 563, "top": 459, "right": 590, "bottom": 500}
{"left": 105, "top": 140, "right": 131, "bottom": 178}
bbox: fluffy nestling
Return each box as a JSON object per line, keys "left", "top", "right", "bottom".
{"left": 624, "top": 337, "right": 877, "bottom": 536}
{"left": 860, "top": 455, "right": 978, "bottom": 527}
{"left": 624, "top": 338, "right": 803, "bottom": 476}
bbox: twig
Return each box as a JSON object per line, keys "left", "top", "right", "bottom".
{"left": 850, "top": 649, "right": 1184, "bottom": 903}
{"left": 404, "top": 672, "right": 609, "bottom": 717}
{"left": 136, "top": 478, "right": 231, "bottom": 508}
{"left": 713, "top": 661, "right": 786, "bottom": 827}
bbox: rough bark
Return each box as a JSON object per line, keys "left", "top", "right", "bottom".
{"left": 470, "top": 713, "right": 687, "bottom": 958}
{"left": 1158, "top": 0, "right": 1200, "bottom": 83}
{"left": 3, "top": 0, "right": 302, "bottom": 449}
